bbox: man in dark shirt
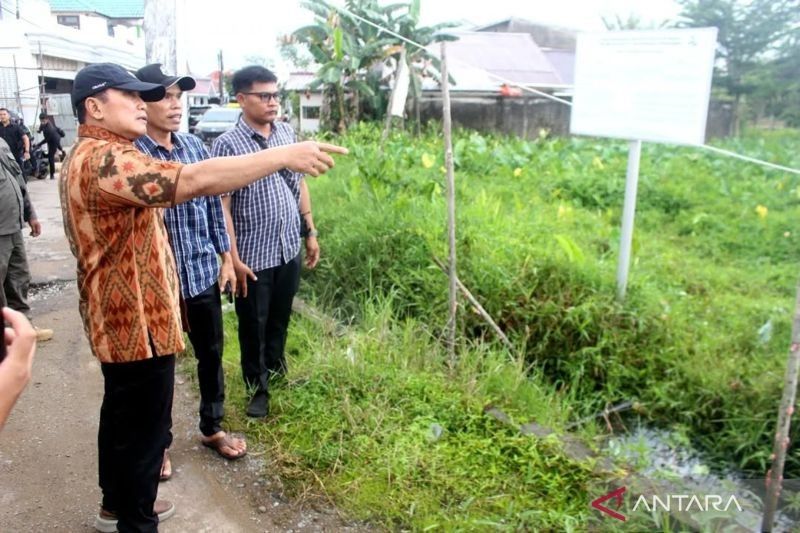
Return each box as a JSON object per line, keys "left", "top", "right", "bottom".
{"left": 0, "top": 108, "right": 29, "bottom": 170}
{"left": 37, "top": 113, "right": 66, "bottom": 180}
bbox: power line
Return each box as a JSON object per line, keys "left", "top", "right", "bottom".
{"left": 331, "top": 3, "right": 800, "bottom": 176}
{"left": 0, "top": 4, "right": 48, "bottom": 31}
{"left": 698, "top": 144, "right": 800, "bottom": 176}
{"left": 0, "top": 65, "right": 76, "bottom": 72}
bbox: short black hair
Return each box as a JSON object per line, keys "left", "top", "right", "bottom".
{"left": 76, "top": 100, "right": 88, "bottom": 124}
{"left": 75, "top": 90, "right": 108, "bottom": 124}
{"left": 232, "top": 65, "right": 277, "bottom": 94}
{"left": 0, "top": 107, "right": 8, "bottom": 113}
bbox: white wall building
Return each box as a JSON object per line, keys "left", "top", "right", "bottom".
{"left": 284, "top": 72, "right": 322, "bottom": 134}
{"left": 0, "top": 0, "right": 145, "bottom": 140}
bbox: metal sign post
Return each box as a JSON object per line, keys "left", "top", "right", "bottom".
{"left": 570, "top": 28, "right": 718, "bottom": 300}
{"left": 616, "top": 140, "right": 642, "bottom": 300}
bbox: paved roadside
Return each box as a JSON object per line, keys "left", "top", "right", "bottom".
{"left": 0, "top": 178, "right": 357, "bottom": 532}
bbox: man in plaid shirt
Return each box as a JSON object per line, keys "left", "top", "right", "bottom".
{"left": 134, "top": 64, "right": 247, "bottom": 464}
{"left": 212, "top": 66, "right": 319, "bottom": 418}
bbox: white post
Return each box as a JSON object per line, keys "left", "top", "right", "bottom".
{"left": 616, "top": 140, "right": 642, "bottom": 301}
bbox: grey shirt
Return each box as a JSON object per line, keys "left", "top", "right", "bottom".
{"left": 0, "top": 137, "right": 36, "bottom": 236}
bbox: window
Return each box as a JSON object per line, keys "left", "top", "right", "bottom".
{"left": 302, "top": 106, "right": 320, "bottom": 120}
{"left": 57, "top": 15, "right": 80, "bottom": 29}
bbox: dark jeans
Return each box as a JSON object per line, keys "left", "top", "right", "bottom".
{"left": 46, "top": 142, "right": 61, "bottom": 178}
{"left": 99, "top": 354, "right": 175, "bottom": 533}
{"left": 185, "top": 283, "right": 225, "bottom": 436}
{"left": 0, "top": 231, "right": 31, "bottom": 317}
{"left": 235, "top": 254, "right": 301, "bottom": 395}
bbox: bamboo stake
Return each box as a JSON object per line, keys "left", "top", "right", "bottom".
{"left": 432, "top": 257, "right": 516, "bottom": 359}
{"left": 762, "top": 279, "right": 800, "bottom": 531}
{"left": 440, "top": 42, "right": 457, "bottom": 365}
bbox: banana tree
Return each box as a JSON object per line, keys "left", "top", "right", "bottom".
{"left": 380, "top": 0, "right": 458, "bottom": 135}
{"left": 292, "top": 0, "right": 396, "bottom": 133}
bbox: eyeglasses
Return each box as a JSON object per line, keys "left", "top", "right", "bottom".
{"left": 241, "top": 91, "right": 280, "bottom": 102}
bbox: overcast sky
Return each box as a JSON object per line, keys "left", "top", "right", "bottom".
{"left": 180, "top": 0, "right": 683, "bottom": 77}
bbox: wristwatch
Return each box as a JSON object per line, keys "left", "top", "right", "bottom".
{"left": 307, "top": 230, "right": 319, "bottom": 238}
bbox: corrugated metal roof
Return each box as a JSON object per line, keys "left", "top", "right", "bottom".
{"left": 424, "top": 31, "right": 565, "bottom": 92}
{"left": 48, "top": 0, "right": 144, "bottom": 19}
{"left": 26, "top": 29, "right": 144, "bottom": 70}
{"left": 475, "top": 17, "right": 577, "bottom": 50}
{"left": 543, "top": 49, "right": 575, "bottom": 86}
{"left": 283, "top": 72, "right": 316, "bottom": 91}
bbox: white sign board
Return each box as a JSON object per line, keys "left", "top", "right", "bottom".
{"left": 570, "top": 28, "right": 718, "bottom": 146}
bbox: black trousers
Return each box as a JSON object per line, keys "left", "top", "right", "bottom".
{"left": 99, "top": 354, "right": 175, "bottom": 533}
{"left": 235, "top": 254, "right": 301, "bottom": 395}
{"left": 185, "top": 283, "right": 225, "bottom": 436}
{"left": 46, "top": 142, "right": 61, "bottom": 178}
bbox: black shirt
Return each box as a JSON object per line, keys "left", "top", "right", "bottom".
{"left": 38, "top": 121, "right": 62, "bottom": 146}
{"left": 0, "top": 122, "right": 25, "bottom": 160}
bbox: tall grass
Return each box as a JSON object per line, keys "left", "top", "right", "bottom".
{"left": 301, "top": 123, "right": 800, "bottom": 476}
{"left": 215, "top": 298, "right": 625, "bottom": 530}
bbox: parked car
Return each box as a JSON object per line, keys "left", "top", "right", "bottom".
{"left": 195, "top": 107, "right": 241, "bottom": 144}
{"left": 188, "top": 105, "right": 212, "bottom": 134}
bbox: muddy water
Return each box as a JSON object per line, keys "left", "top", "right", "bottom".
{"left": 607, "top": 426, "right": 798, "bottom": 531}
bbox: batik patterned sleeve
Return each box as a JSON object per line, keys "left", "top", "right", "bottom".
{"left": 95, "top": 144, "right": 183, "bottom": 209}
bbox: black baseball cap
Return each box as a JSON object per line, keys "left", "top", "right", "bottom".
{"left": 135, "top": 63, "right": 196, "bottom": 91}
{"left": 71, "top": 63, "right": 165, "bottom": 107}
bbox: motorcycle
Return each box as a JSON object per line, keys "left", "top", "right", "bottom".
{"left": 24, "top": 142, "right": 50, "bottom": 181}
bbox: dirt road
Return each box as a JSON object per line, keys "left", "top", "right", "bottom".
{"left": 0, "top": 179, "right": 356, "bottom": 532}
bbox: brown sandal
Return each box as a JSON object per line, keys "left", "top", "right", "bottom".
{"left": 201, "top": 433, "right": 247, "bottom": 460}
{"left": 159, "top": 449, "right": 172, "bottom": 481}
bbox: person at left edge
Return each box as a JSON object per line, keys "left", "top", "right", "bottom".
{"left": 0, "top": 108, "right": 30, "bottom": 171}
{"left": 134, "top": 63, "right": 247, "bottom": 472}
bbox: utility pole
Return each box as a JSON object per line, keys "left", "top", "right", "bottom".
{"left": 217, "top": 50, "right": 224, "bottom": 103}
{"left": 11, "top": 54, "right": 22, "bottom": 113}
{"left": 38, "top": 42, "right": 45, "bottom": 117}
{"left": 143, "top": 0, "right": 177, "bottom": 72}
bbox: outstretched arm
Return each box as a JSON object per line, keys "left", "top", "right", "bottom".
{"left": 175, "top": 141, "right": 347, "bottom": 204}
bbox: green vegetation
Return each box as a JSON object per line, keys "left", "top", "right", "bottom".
{"left": 218, "top": 303, "right": 611, "bottom": 530}
{"left": 304, "top": 123, "right": 800, "bottom": 475}
{"left": 210, "top": 123, "right": 799, "bottom": 529}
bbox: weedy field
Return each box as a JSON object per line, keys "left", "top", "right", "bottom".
{"left": 209, "top": 124, "right": 800, "bottom": 529}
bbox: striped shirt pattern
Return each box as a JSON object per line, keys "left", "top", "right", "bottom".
{"left": 211, "top": 118, "right": 303, "bottom": 272}
{"left": 135, "top": 132, "right": 231, "bottom": 298}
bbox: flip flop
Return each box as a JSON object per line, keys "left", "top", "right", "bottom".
{"left": 201, "top": 433, "right": 247, "bottom": 460}
{"left": 160, "top": 449, "right": 172, "bottom": 481}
